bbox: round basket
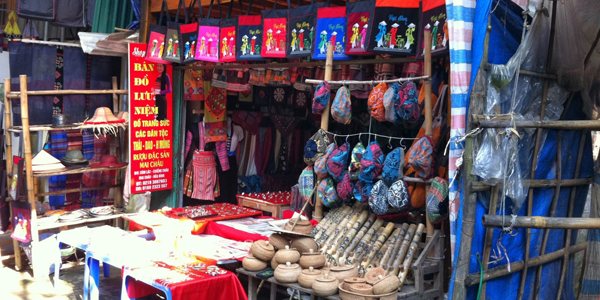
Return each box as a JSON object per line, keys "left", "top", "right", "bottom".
{"left": 338, "top": 283, "right": 397, "bottom": 300}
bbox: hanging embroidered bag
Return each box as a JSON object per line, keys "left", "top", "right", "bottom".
{"left": 298, "top": 165, "right": 315, "bottom": 204}
{"left": 180, "top": 0, "right": 200, "bottom": 64}
{"left": 382, "top": 147, "right": 404, "bottom": 185}
{"left": 162, "top": 0, "right": 186, "bottom": 63}
{"left": 406, "top": 135, "right": 434, "bottom": 179}
{"left": 304, "top": 128, "right": 331, "bottom": 165}
{"left": 313, "top": 6, "right": 351, "bottom": 60}
{"left": 318, "top": 177, "right": 340, "bottom": 208}
{"left": 337, "top": 172, "right": 355, "bottom": 205}
{"left": 359, "top": 141, "right": 385, "bottom": 183}
{"left": 145, "top": 1, "right": 171, "bottom": 64}
{"left": 348, "top": 142, "right": 366, "bottom": 180}
{"left": 315, "top": 143, "right": 335, "bottom": 179}
{"left": 236, "top": 0, "right": 263, "bottom": 61}
{"left": 369, "top": 180, "right": 389, "bottom": 215}
{"left": 367, "top": 82, "right": 387, "bottom": 122}
{"left": 368, "top": 0, "right": 421, "bottom": 56}
{"left": 345, "top": 0, "right": 375, "bottom": 55}
{"left": 286, "top": 0, "right": 326, "bottom": 58}
{"left": 397, "top": 81, "right": 420, "bottom": 123}
{"left": 219, "top": 0, "right": 238, "bottom": 63}
{"left": 387, "top": 179, "right": 410, "bottom": 213}
{"left": 261, "top": 0, "right": 290, "bottom": 58}
{"left": 418, "top": 0, "right": 448, "bottom": 58}
{"left": 426, "top": 177, "right": 449, "bottom": 223}
{"left": 327, "top": 142, "right": 350, "bottom": 182}
{"left": 195, "top": 0, "right": 221, "bottom": 62}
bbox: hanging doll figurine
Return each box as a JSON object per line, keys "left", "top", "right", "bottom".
{"left": 319, "top": 30, "right": 327, "bottom": 54}
{"left": 266, "top": 29, "right": 273, "bottom": 51}
{"left": 298, "top": 29, "right": 305, "bottom": 51}
{"left": 166, "top": 38, "right": 174, "bottom": 56}
{"left": 431, "top": 20, "right": 439, "bottom": 50}
{"left": 251, "top": 36, "right": 257, "bottom": 54}
{"left": 150, "top": 39, "right": 158, "bottom": 57}
{"left": 405, "top": 23, "right": 415, "bottom": 50}
{"left": 200, "top": 37, "right": 206, "bottom": 55}
{"left": 241, "top": 35, "right": 249, "bottom": 55}
{"left": 222, "top": 37, "right": 229, "bottom": 57}
{"left": 184, "top": 41, "right": 191, "bottom": 59}
{"left": 351, "top": 23, "right": 359, "bottom": 48}
{"left": 389, "top": 23, "right": 399, "bottom": 49}
{"left": 376, "top": 21, "right": 387, "bottom": 48}
{"left": 173, "top": 39, "right": 179, "bottom": 57}
{"left": 442, "top": 22, "right": 448, "bottom": 47}
{"left": 291, "top": 29, "right": 297, "bottom": 52}
{"left": 360, "top": 24, "right": 368, "bottom": 49}
{"left": 276, "top": 30, "right": 282, "bottom": 51}
{"left": 158, "top": 42, "right": 165, "bottom": 57}
{"left": 229, "top": 37, "right": 235, "bottom": 56}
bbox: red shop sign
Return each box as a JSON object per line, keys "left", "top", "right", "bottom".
{"left": 128, "top": 43, "right": 173, "bottom": 193}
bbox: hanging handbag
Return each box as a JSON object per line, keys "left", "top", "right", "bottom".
{"left": 145, "top": 1, "right": 171, "bottom": 64}
{"left": 180, "top": 0, "right": 199, "bottom": 64}
{"left": 163, "top": 0, "right": 186, "bottom": 63}
{"left": 17, "top": 0, "right": 55, "bottom": 21}
{"left": 219, "top": 0, "right": 238, "bottom": 63}
{"left": 195, "top": 0, "right": 222, "bottom": 62}
{"left": 236, "top": 0, "right": 264, "bottom": 61}
{"left": 54, "top": 0, "right": 86, "bottom": 27}
{"left": 368, "top": 0, "right": 421, "bottom": 56}
{"left": 313, "top": 6, "right": 351, "bottom": 60}
{"left": 345, "top": 0, "right": 375, "bottom": 56}
{"left": 417, "top": 0, "right": 448, "bottom": 58}
{"left": 286, "top": 0, "right": 327, "bottom": 58}
{"left": 261, "top": 0, "right": 291, "bottom": 58}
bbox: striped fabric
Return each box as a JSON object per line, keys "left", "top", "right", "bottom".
{"left": 185, "top": 130, "right": 193, "bottom": 159}
{"left": 66, "top": 130, "right": 83, "bottom": 205}
{"left": 191, "top": 150, "right": 217, "bottom": 201}
{"left": 49, "top": 130, "right": 68, "bottom": 207}
{"left": 82, "top": 130, "right": 95, "bottom": 160}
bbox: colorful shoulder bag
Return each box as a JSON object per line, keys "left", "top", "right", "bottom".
{"left": 195, "top": 0, "right": 222, "bottom": 62}
{"left": 145, "top": 1, "right": 171, "bottom": 64}
{"left": 236, "top": 0, "right": 264, "bottom": 61}
{"left": 368, "top": 0, "right": 421, "bottom": 56}
{"left": 313, "top": 6, "right": 351, "bottom": 60}
{"left": 286, "top": 0, "right": 326, "bottom": 58}
{"left": 261, "top": 0, "right": 291, "bottom": 58}
{"left": 163, "top": 0, "right": 187, "bottom": 63}
{"left": 345, "top": 0, "right": 375, "bottom": 56}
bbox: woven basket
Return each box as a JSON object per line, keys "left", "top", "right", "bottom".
{"left": 338, "top": 283, "right": 397, "bottom": 300}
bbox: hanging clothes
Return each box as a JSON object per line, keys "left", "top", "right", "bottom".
{"left": 191, "top": 150, "right": 217, "bottom": 201}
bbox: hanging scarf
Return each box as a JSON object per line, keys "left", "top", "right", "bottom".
{"left": 204, "top": 87, "right": 227, "bottom": 142}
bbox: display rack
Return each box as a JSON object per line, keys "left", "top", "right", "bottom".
{"left": 3, "top": 75, "right": 128, "bottom": 277}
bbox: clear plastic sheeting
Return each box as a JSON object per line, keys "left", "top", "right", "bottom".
{"left": 473, "top": 9, "right": 570, "bottom": 213}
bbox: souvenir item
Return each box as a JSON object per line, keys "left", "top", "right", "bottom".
{"left": 318, "top": 177, "right": 340, "bottom": 208}
{"left": 382, "top": 147, "right": 404, "bottom": 185}
{"left": 353, "top": 180, "right": 364, "bottom": 202}
{"left": 331, "top": 86, "right": 351, "bottom": 124}
{"left": 383, "top": 82, "right": 401, "bottom": 123}
{"left": 312, "top": 81, "right": 330, "bottom": 114}
{"left": 269, "top": 233, "right": 290, "bottom": 250}
{"left": 298, "top": 267, "right": 322, "bottom": 288}
{"left": 369, "top": 180, "right": 389, "bottom": 215}
{"left": 32, "top": 150, "right": 66, "bottom": 173}
{"left": 195, "top": 0, "right": 221, "bottom": 62}
{"left": 17, "top": 0, "right": 54, "bottom": 21}
{"left": 406, "top": 135, "right": 434, "bottom": 179}
{"left": 367, "top": 82, "right": 388, "bottom": 122}
{"left": 162, "top": 0, "right": 186, "bottom": 63}
{"left": 220, "top": 16, "right": 238, "bottom": 62}
{"left": 359, "top": 141, "right": 384, "bottom": 183}
{"left": 345, "top": 0, "right": 375, "bottom": 55}
{"left": 293, "top": 239, "right": 319, "bottom": 256}
{"left": 146, "top": 1, "right": 171, "bottom": 64}
{"left": 397, "top": 81, "right": 420, "bottom": 123}
{"left": 315, "top": 143, "right": 335, "bottom": 179}
{"left": 426, "top": 177, "right": 449, "bottom": 223}
{"left": 368, "top": 0, "right": 421, "bottom": 56}
{"left": 304, "top": 128, "right": 331, "bottom": 165}
{"left": 84, "top": 107, "right": 127, "bottom": 136}
{"left": 52, "top": 114, "right": 72, "bottom": 127}
{"left": 237, "top": 14, "right": 263, "bottom": 61}
{"left": 183, "top": 66, "right": 209, "bottom": 101}
{"left": 61, "top": 149, "right": 88, "bottom": 166}
{"left": 348, "top": 142, "right": 365, "bottom": 180}
{"left": 243, "top": 255, "right": 268, "bottom": 271}
{"left": 313, "top": 7, "right": 351, "bottom": 60}
{"left": 274, "top": 262, "right": 301, "bottom": 283}
{"left": 329, "top": 264, "right": 358, "bottom": 282}
{"left": 298, "top": 166, "right": 315, "bottom": 204}
{"left": 11, "top": 200, "right": 31, "bottom": 243}
{"left": 312, "top": 273, "right": 339, "bottom": 297}
{"left": 274, "top": 245, "right": 300, "bottom": 264}
{"left": 327, "top": 142, "right": 350, "bottom": 182}
{"left": 204, "top": 87, "right": 228, "bottom": 142}
{"left": 336, "top": 172, "right": 354, "bottom": 204}
{"left": 180, "top": 0, "right": 200, "bottom": 64}
{"left": 287, "top": 1, "right": 324, "bottom": 58}
{"left": 387, "top": 179, "right": 410, "bottom": 212}
{"left": 251, "top": 240, "right": 275, "bottom": 261}
{"left": 418, "top": 0, "right": 448, "bottom": 58}
{"left": 261, "top": 1, "right": 290, "bottom": 58}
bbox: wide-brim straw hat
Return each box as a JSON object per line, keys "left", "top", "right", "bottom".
{"left": 32, "top": 150, "right": 66, "bottom": 173}
{"left": 84, "top": 107, "right": 125, "bottom": 124}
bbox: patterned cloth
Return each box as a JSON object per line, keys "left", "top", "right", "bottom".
{"left": 185, "top": 130, "right": 193, "bottom": 159}
{"left": 359, "top": 141, "right": 385, "bottom": 183}
{"left": 312, "top": 81, "right": 330, "bottom": 114}
{"left": 406, "top": 136, "right": 435, "bottom": 179}
{"left": 66, "top": 130, "right": 83, "bottom": 205}
{"left": 272, "top": 115, "right": 300, "bottom": 137}
{"left": 369, "top": 180, "right": 389, "bottom": 215}
{"left": 426, "top": 177, "right": 449, "bottom": 224}
{"left": 191, "top": 150, "right": 217, "bottom": 201}
{"left": 304, "top": 129, "right": 331, "bottom": 165}
{"left": 368, "top": 82, "right": 388, "bottom": 122}
{"left": 82, "top": 136, "right": 108, "bottom": 206}
{"left": 383, "top": 82, "right": 401, "bottom": 123}
{"left": 397, "top": 81, "right": 420, "bottom": 123}
{"left": 314, "top": 143, "right": 335, "bottom": 179}
{"left": 215, "top": 141, "right": 230, "bottom": 172}
{"left": 331, "top": 86, "right": 352, "bottom": 124}
{"left": 232, "top": 111, "right": 263, "bottom": 135}
{"left": 298, "top": 166, "right": 315, "bottom": 205}
{"left": 204, "top": 87, "right": 227, "bottom": 142}
{"left": 49, "top": 130, "right": 68, "bottom": 207}
{"left": 353, "top": 180, "right": 364, "bottom": 202}
{"left": 53, "top": 46, "right": 64, "bottom": 114}
{"left": 318, "top": 177, "right": 339, "bottom": 208}
{"left": 336, "top": 171, "right": 354, "bottom": 205}
{"left": 382, "top": 147, "right": 405, "bottom": 185}
{"left": 327, "top": 142, "right": 350, "bottom": 182}
{"left": 387, "top": 179, "right": 410, "bottom": 213}
{"left": 349, "top": 142, "right": 366, "bottom": 180}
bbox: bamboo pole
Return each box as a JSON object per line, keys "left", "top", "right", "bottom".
{"left": 482, "top": 215, "right": 600, "bottom": 229}
{"left": 373, "top": 227, "right": 401, "bottom": 268}
{"left": 475, "top": 119, "right": 600, "bottom": 130}
{"left": 465, "top": 242, "right": 587, "bottom": 286}
{"left": 6, "top": 89, "right": 128, "bottom": 98}
{"left": 398, "top": 223, "right": 425, "bottom": 290}
{"left": 36, "top": 184, "right": 122, "bottom": 197}
{"left": 423, "top": 29, "right": 434, "bottom": 247}
{"left": 312, "top": 205, "right": 347, "bottom": 240}
{"left": 351, "top": 218, "right": 384, "bottom": 263}
{"left": 304, "top": 75, "right": 430, "bottom": 86}
{"left": 333, "top": 210, "right": 369, "bottom": 261}
{"left": 316, "top": 206, "right": 349, "bottom": 246}
{"left": 381, "top": 223, "right": 409, "bottom": 268}
{"left": 471, "top": 177, "right": 590, "bottom": 192}
{"left": 389, "top": 224, "right": 417, "bottom": 276}
{"left": 314, "top": 44, "right": 334, "bottom": 222}
{"left": 340, "top": 213, "right": 377, "bottom": 264}
{"left": 362, "top": 222, "right": 396, "bottom": 269}
{"left": 327, "top": 209, "right": 361, "bottom": 255}
{"left": 4, "top": 79, "right": 21, "bottom": 271}
{"left": 479, "top": 185, "right": 499, "bottom": 298}
{"left": 321, "top": 205, "right": 355, "bottom": 252}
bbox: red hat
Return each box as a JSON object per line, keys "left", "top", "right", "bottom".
{"left": 88, "top": 155, "right": 127, "bottom": 169}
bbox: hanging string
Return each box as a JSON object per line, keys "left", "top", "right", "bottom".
{"left": 323, "top": 130, "right": 418, "bottom": 142}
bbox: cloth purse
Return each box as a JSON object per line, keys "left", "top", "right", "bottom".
{"left": 195, "top": 0, "right": 221, "bottom": 62}
{"left": 418, "top": 0, "right": 448, "bottom": 58}
{"left": 368, "top": 0, "right": 421, "bottom": 56}
{"left": 298, "top": 166, "right": 315, "bottom": 204}
{"left": 236, "top": 0, "right": 263, "bottom": 61}
{"left": 318, "top": 177, "right": 340, "bottom": 208}
{"left": 286, "top": 0, "right": 326, "bottom": 58}
{"left": 180, "top": 0, "right": 200, "bottom": 64}
{"left": 406, "top": 135, "right": 435, "bottom": 179}
{"left": 313, "top": 6, "right": 351, "bottom": 60}
{"left": 369, "top": 180, "right": 389, "bottom": 215}
{"left": 359, "top": 141, "right": 384, "bottom": 184}
{"left": 17, "top": 0, "right": 55, "bottom": 21}
{"left": 304, "top": 128, "right": 331, "bottom": 165}
{"left": 348, "top": 142, "right": 366, "bottom": 181}
{"left": 162, "top": 0, "right": 187, "bottom": 63}
{"left": 327, "top": 142, "right": 350, "bottom": 182}
{"left": 426, "top": 177, "right": 449, "bottom": 223}
{"left": 314, "top": 143, "right": 335, "bottom": 179}
{"left": 345, "top": 0, "right": 375, "bottom": 55}
{"left": 145, "top": 1, "right": 171, "bottom": 64}
{"left": 261, "top": 0, "right": 290, "bottom": 58}
{"left": 337, "top": 172, "right": 354, "bottom": 205}
{"left": 331, "top": 86, "right": 352, "bottom": 125}
{"left": 219, "top": 0, "right": 238, "bottom": 63}
{"left": 382, "top": 147, "right": 404, "bottom": 185}
{"left": 387, "top": 179, "right": 410, "bottom": 212}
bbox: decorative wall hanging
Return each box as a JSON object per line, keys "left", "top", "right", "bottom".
{"left": 345, "top": 0, "right": 375, "bottom": 56}
{"left": 286, "top": 0, "right": 325, "bottom": 58}
{"left": 162, "top": 0, "right": 186, "bottom": 63}
{"left": 195, "top": 0, "right": 222, "bottom": 62}
{"left": 368, "top": 0, "right": 421, "bottom": 56}
{"left": 261, "top": 0, "right": 291, "bottom": 58}
{"left": 417, "top": 0, "right": 448, "bottom": 58}
{"left": 145, "top": 1, "right": 171, "bottom": 64}
{"left": 313, "top": 6, "right": 351, "bottom": 60}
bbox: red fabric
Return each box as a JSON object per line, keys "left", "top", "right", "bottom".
{"left": 317, "top": 7, "right": 345, "bottom": 19}
{"left": 376, "top": 0, "right": 420, "bottom": 8}
{"left": 238, "top": 15, "right": 261, "bottom": 26}
{"left": 205, "top": 222, "right": 268, "bottom": 242}
{"left": 423, "top": 0, "right": 445, "bottom": 11}
{"left": 127, "top": 269, "right": 247, "bottom": 300}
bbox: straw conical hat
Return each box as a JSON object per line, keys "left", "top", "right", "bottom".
{"left": 32, "top": 150, "right": 66, "bottom": 173}
{"left": 84, "top": 107, "right": 125, "bottom": 125}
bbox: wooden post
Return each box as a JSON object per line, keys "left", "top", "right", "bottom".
{"left": 4, "top": 79, "right": 22, "bottom": 270}
{"left": 112, "top": 77, "right": 124, "bottom": 211}
{"left": 139, "top": 0, "right": 152, "bottom": 44}
{"left": 314, "top": 44, "right": 334, "bottom": 222}
{"left": 423, "top": 30, "right": 434, "bottom": 246}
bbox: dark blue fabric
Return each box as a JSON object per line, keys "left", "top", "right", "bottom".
{"left": 62, "top": 47, "right": 88, "bottom": 122}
